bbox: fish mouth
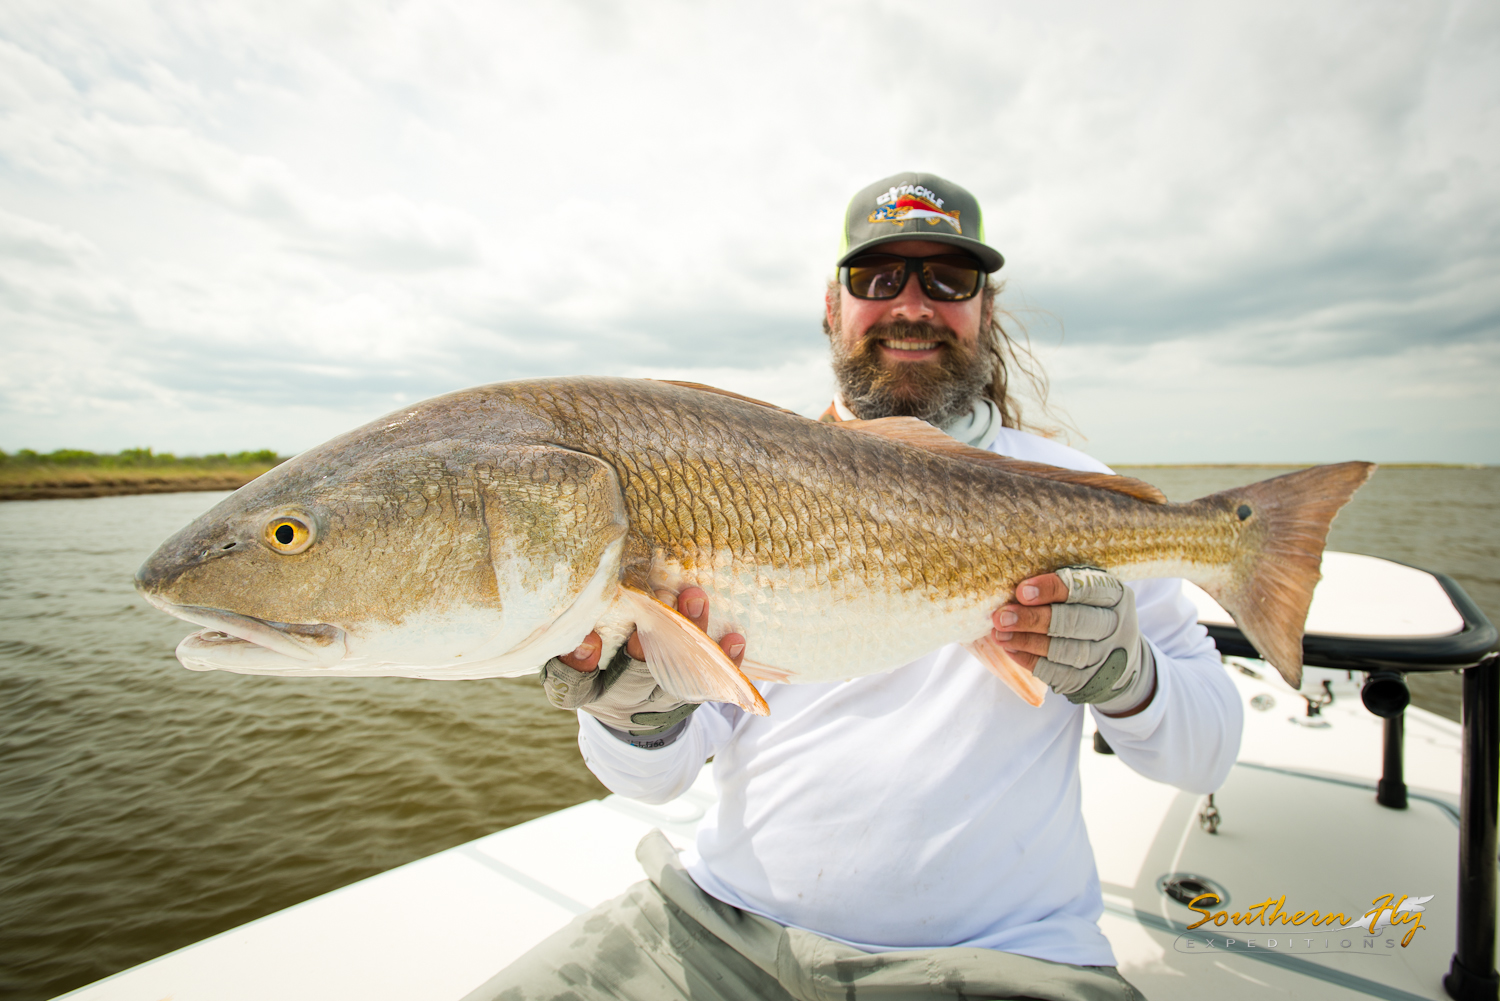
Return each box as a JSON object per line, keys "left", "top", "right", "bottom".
{"left": 141, "top": 592, "right": 346, "bottom": 669}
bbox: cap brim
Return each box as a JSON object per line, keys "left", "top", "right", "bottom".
{"left": 837, "top": 233, "right": 1004, "bottom": 273}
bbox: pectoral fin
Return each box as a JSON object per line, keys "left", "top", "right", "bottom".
{"left": 618, "top": 587, "right": 770, "bottom": 716}
{"left": 964, "top": 635, "right": 1048, "bottom": 707}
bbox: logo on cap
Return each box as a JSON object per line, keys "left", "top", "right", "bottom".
{"left": 867, "top": 184, "right": 962, "bottom": 235}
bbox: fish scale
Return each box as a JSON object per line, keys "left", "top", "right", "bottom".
{"left": 135, "top": 377, "right": 1373, "bottom": 706}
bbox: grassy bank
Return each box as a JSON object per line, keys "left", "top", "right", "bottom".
{"left": 0, "top": 448, "right": 285, "bottom": 501}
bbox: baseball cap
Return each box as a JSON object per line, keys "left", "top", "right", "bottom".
{"left": 838, "top": 172, "right": 1004, "bottom": 273}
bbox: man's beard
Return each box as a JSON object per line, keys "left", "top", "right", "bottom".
{"left": 830, "top": 319, "right": 993, "bottom": 426}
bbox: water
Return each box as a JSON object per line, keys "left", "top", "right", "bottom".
{"left": 0, "top": 493, "right": 605, "bottom": 1000}
{"left": 1, "top": 469, "right": 1496, "bottom": 1000}
{"left": 1115, "top": 466, "right": 1500, "bottom": 720}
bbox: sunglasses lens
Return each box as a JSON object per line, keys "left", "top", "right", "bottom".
{"left": 845, "top": 254, "right": 983, "bottom": 301}
{"left": 845, "top": 256, "right": 906, "bottom": 299}
{"left": 920, "top": 257, "right": 984, "bottom": 300}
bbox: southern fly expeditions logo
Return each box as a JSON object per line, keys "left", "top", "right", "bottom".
{"left": 868, "top": 184, "right": 962, "bottom": 234}
{"left": 1174, "top": 891, "right": 1432, "bottom": 955}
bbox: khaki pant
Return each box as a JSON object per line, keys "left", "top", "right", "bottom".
{"left": 464, "top": 830, "right": 1145, "bottom": 1001}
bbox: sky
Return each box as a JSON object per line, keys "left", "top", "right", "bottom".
{"left": 1, "top": 0, "right": 1496, "bottom": 464}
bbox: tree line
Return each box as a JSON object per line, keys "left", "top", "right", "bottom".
{"left": 0, "top": 448, "right": 283, "bottom": 468}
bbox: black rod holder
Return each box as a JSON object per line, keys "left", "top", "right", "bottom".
{"left": 1445, "top": 656, "right": 1500, "bottom": 1001}
{"left": 1363, "top": 669, "right": 1411, "bottom": 809}
{"left": 1377, "top": 712, "right": 1408, "bottom": 809}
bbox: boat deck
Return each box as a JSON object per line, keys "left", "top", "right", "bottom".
{"left": 55, "top": 663, "right": 1475, "bottom": 1001}
{"left": 1101, "top": 662, "right": 1463, "bottom": 1001}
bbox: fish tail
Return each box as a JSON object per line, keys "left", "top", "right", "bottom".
{"left": 1201, "top": 461, "right": 1375, "bottom": 688}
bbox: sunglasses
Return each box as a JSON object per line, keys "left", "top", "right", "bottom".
{"left": 839, "top": 253, "right": 986, "bottom": 302}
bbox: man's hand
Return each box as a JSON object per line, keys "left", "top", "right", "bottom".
{"left": 542, "top": 587, "right": 747, "bottom": 747}
{"left": 992, "top": 567, "right": 1156, "bottom": 716}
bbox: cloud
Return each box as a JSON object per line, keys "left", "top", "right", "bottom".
{"left": 0, "top": 36, "right": 481, "bottom": 272}
{"left": 0, "top": 206, "right": 99, "bottom": 269}
{"left": 0, "top": 0, "right": 1495, "bottom": 463}
{"left": 1042, "top": 328, "right": 1500, "bottom": 463}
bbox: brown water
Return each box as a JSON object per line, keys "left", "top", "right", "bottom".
{"left": 1, "top": 468, "right": 1496, "bottom": 999}
{"left": 1115, "top": 466, "right": 1500, "bottom": 720}
{"left": 0, "top": 492, "right": 606, "bottom": 1000}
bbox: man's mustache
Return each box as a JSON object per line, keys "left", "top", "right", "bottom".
{"left": 859, "top": 320, "right": 960, "bottom": 348}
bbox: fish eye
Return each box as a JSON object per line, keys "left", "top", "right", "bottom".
{"left": 264, "top": 514, "right": 315, "bottom": 554}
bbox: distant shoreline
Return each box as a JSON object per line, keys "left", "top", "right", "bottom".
{"left": 2, "top": 461, "right": 1490, "bottom": 502}
{"left": 1, "top": 449, "right": 283, "bottom": 502}
{"left": 0, "top": 468, "right": 275, "bottom": 501}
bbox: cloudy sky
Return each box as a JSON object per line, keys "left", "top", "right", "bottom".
{"left": 1, "top": 0, "right": 1495, "bottom": 464}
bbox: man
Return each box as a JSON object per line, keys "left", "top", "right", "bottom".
{"left": 479, "top": 173, "right": 1242, "bottom": 1001}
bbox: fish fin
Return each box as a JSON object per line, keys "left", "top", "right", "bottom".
{"left": 653, "top": 381, "right": 805, "bottom": 417}
{"left": 740, "top": 659, "right": 792, "bottom": 683}
{"left": 618, "top": 587, "right": 770, "bottom": 716}
{"left": 1203, "top": 462, "right": 1376, "bottom": 689}
{"left": 840, "top": 417, "right": 1167, "bottom": 504}
{"left": 964, "top": 636, "right": 1048, "bottom": 707}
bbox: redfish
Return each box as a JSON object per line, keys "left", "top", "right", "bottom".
{"left": 135, "top": 378, "right": 1373, "bottom": 713}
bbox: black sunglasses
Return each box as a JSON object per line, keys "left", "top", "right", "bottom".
{"left": 839, "top": 253, "right": 986, "bottom": 302}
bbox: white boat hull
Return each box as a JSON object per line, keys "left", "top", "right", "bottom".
{"left": 53, "top": 663, "right": 1479, "bottom": 1001}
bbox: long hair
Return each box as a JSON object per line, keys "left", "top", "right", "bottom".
{"left": 823, "top": 277, "right": 1057, "bottom": 434}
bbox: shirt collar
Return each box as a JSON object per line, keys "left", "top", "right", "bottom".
{"left": 826, "top": 394, "right": 1002, "bottom": 450}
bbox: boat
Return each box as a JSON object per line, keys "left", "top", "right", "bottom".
{"left": 52, "top": 552, "right": 1500, "bottom": 1001}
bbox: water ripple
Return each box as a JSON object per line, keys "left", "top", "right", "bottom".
{"left": 0, "top": 492, "right": 606, "bottom": 1000}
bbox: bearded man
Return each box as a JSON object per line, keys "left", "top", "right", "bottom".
{"left": 478, "top": 173, "right": 1242, "bottom": 1001}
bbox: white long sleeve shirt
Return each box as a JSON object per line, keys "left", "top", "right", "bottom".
{"left": 577, "top": 426, "right": 1243, "bottom": 966}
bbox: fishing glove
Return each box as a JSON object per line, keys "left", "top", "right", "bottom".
{"left": 1031, "top": 567, "right": 1156, "bottom": 715}
{"left": 542, "top": 647, "right": 698, "bottom": 749}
